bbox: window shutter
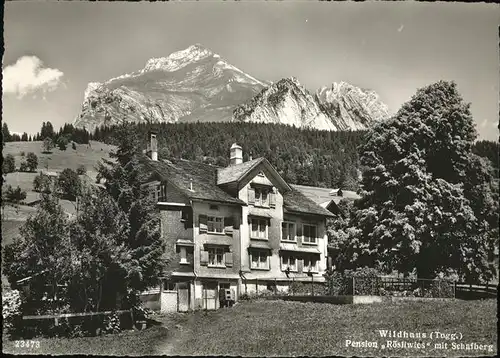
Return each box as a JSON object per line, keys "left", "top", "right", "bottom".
{"left": 224, "top": 216, "right": 234, "bottom": 234}
{"left": 269, "top": 192, "right": 276, "bottom": 208}
{"left": 148, "top": 185, "right": 156, "bottom": 202}
{"left": 200, "top": 249, "right": 209, "bottom": 266}
{"left": 327, "top": 256, "right": 333, "bottom": 270}
{"left": 199, "top": 214, "right": 208, "bottom": 233}
{"left": 297, "top": 259, "right": 304, "bottom": 273}
{"left": 225, "top": 252, "right": 233, "bottom": 267}
{"left": 248, "top": 188, "right": 255, "bottom": 204}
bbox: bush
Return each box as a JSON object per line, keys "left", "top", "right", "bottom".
{"left": 42, "top": 138, "right": 54, "bottom": 153}
{"left": 429, "top": 280, "right": 454, "bottom": 298}
{"left": 20, "top": 151, "right": 25, "bottom": 157}
{"left": 349, "top": 267, "right": 382, "bottom": 295}
{"left": 325, "top": 267, "right": 381, "bottom": 296}
{"left": 289, "top": 281, "right": 327, "bottom": 296}
{"left": 102, "top": 312, "right": 122, "bottom": 334}
{"left": 19, "top": 161, "right": 29, "bottom": 172}
{"left": 26, "top": 152, "right": 38, "bottom": 172}
{"left": 33, "top": 173, "right": 53, "bottom": 193}
{"left": 4, "top": 185, "right": 27, "bottom": 204}
{"left": 3, "top": 154, "right": 16, "bottom": 174}
{"left": 239, "top": 293, "right": 250, "bottom": 301}
{"left": 72, "top": 142, "right": 77, "bottom": 150}
{"left": 3, "top": 289, "right": 23, "bottom": 337}
{"left": 57, "top": 136, "right": 69, "bottom": 151}
{"left": 57, "top": 168, "right": 81, "bottom": 199}
{"left": 325, "top": 271, "right": 352, "bottom": 295}
{"left": 76, "top": 165, "right": 87, "bottom": 175}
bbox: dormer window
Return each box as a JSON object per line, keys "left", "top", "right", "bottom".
{"left": 255, "top": 188, "right": 269, "bottom": 207}
{"left": 248, "top": 186, "right": 276, "bottom": 208}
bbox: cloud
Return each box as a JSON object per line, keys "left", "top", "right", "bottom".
{"left": 2, "top": 56, "right": 64, "bottom": 99}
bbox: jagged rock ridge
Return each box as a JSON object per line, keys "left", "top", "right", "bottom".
{"left": 233, "top": 78, "right": 390, "bottom": 130}
{"left": 75, "top": 44, "right": 390, "bottom": 132}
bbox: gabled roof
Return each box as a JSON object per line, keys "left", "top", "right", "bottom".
{"left": 283, "top": 188, "right": 335, "bottom": 217}
{"left": 217, "top": 157, "right": 291, "bottom": 191}
{"left": 139, "top": 155, "right": 245, "bottom": 205}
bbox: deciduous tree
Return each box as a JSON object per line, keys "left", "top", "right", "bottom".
{"left": 332, "top": 81, "right": 498, "bottom": 282}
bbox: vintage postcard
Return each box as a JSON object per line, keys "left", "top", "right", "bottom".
{"left": 2, "top": 1, "right": 498, "bottom": 356}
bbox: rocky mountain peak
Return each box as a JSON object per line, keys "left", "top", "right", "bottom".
{"left": 141, "top": 44, "right": 215, "bottom": 73}
{"left": 74, "top": 44, "right": 389, "bottom": 132}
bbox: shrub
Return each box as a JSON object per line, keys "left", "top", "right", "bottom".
{"left": 102, "top": 312, "right": 122, "bottom": 334}
{"left": 4, "top": 185, "right": 27, "bottom": 204}
{"left": 349, "top": 267, "right": 382, "bottom": 295}
{"left": 325, "top": 271, "right": 352, "bottom": 295}
{"left": 239, "top": 293, "right": 250, "bottom": 301}
{"left": 3, "top": 154, "right": 16, "bottom": 174}
{"left": 289, "top": 281, "right": 327, "bottom": 296}
{"left": 19, "top": 161, "right": 29, "bottom": 172}
{"left": 76, "top": 165, "right": 87, "bottom": 175}
{"left": 428, "top": 280, "right": 454, "bottom": 298}
{"left": 33, "top": 173, "right": 53, "bottom": 193}
{"left": 57, "top": 168, "right": 81, "bottom": 199}
{"left": 3, "top": 289, "right": 23, "bottom": 337}
{"left": 72, "top": 142, "right": 77, "bottom": 150}
{"left": 325, "top": 267, "right": 381, "bottom": 296}
{"left": 20, "top": 151, "right": 25, "bottom": 157}
{"left": 26, "top": 152, "right": 38, "bottom": 172}
{"left": 42, "top": 137, "right": 54, "bottom": 153}
{"left": 57, "top": 136, "right": 69, "bottom": 151}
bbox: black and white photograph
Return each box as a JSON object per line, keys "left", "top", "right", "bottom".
{"left": 2, "top": 0, "right": 499, "bottom": 356}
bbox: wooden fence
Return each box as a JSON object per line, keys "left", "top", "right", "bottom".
{"left": 22, "top": 310, "right": 132, "bottom": 327}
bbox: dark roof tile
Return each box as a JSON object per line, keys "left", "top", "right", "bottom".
{"left": 139, "top": 155, "right": 245, "bottom": 205}
{"left": 283, "top": 188, "right": 335, "bottom": 217}
{"left": 217, "top": 158, "right": 265, "bottom": 185}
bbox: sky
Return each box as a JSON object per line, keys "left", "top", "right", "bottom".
{"left": 2, "top": 1, "right": 499, "bottom": 141}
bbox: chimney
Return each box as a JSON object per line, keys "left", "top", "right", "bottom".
{"left": 230, "top": 143, "right": 243, "bottom": 166}
{"left": 149, "top": 131, "right": 158, "bottom": 161}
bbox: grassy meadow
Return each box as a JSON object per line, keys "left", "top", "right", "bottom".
{"left": 2, "top": 299, "right": 497, "bottom": 356}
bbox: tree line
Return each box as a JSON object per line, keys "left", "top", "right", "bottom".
{"left": 2, "top": 122, "right": 91, "bottom": 145}
{"left": 91, "top": 122, "right": 366, "bottom": 190}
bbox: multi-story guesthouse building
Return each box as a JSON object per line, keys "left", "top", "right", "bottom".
{"left": 138, "top": 132, "right": 335, "bottom": 312}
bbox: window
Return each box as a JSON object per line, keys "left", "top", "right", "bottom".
{"left": 302, "top": 224, "right": 317, "bottom": 244}
{"left": 163, "top": 281, "right": 176, "bottom": 291}
{"left": 250, "top": 250, "right": 269, "bottom": 270}
{"left": 181, "top": 209, "right": 190, "bottom": 222}
{"left": 251, "top": 218, "right": 268, "bottom": 239}
{"left": 281, "top": 254, "right": 297, "bottom": 272}
{"left": 254, "top": 188, "right": 269, "bottom": 207}
{"left": 207, "top": 216, "right": 224, "bottom": 233}
{"left": 303, "top": 257, "right": 318, "bottom": 272}
{"left": 281, "top": 222, "right": 296, "bottom": 242}
{"left": 180, "top": 247, "right": 188, "bottom": 264}
{"left": 208, "top": 247, "right": 225, "bottom": 267}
